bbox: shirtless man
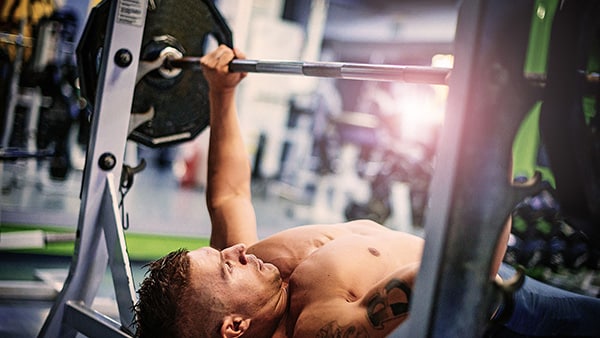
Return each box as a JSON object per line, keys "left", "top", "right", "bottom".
{"left": 134, "top": 45, "right": 509, "bottom": 338}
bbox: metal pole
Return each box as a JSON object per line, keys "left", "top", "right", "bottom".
{"left": 406, "top": 0, "right": 543, "bottom": 337}
{"left": 38, "top": 0, "right": 146, "bottom": 336}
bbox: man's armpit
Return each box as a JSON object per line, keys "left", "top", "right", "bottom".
{"left": 316, "top": 321, "right": 370, "bottom": 338}
{"left": 366, "top": 278, "right": 412, "bottom": 329}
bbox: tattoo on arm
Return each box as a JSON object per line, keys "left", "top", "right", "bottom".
{"left": 366, "top": 279, "right": 412, "bottom": 329}
{"left": 317, "top": 321, "right": 370, "bottom": 338}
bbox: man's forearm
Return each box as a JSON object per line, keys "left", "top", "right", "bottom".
{"left": 201, "top": 45, "right": 257, "bottom": 249}
{"left": 207, "top": 89, "right": 252, "bottom": 208}
{"left": 206, "top": 89, "right": 258, "bottom": 248}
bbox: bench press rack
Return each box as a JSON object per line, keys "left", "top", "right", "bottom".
{"left": 37, "top": 0, "right": 599, "bottom": 337}
{"left": 38, "top": 0, "right": 147, "bottom": 337}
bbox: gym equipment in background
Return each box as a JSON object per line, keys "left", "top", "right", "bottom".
{"left": 39, "top": 0, "right": 600, "bottom": 337}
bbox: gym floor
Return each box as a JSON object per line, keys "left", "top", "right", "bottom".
{"left": 4, "top": 146, "right": 598, "bottom": 338}
{"left": 0, "top": 147, "right": 330, "bottom": 338}
{"left": 3, "top": 148, "right": 600, "bottom": 337}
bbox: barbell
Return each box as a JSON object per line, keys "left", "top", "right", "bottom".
{"left": 167, "top": 57, "right": 450, "bottom": 85}
{"left": 78, "top": 0, "right": 455, "bottom": 148}
{"left": 79, "top": 0, "right": 598, "bottom": 148}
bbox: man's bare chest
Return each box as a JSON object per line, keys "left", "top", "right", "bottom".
{"left": 288, "top": 235, "right": 411, "bottom": 306}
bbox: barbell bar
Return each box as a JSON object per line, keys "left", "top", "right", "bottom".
{"left": 166, "top": 57, "right": 451, "bottom": 85}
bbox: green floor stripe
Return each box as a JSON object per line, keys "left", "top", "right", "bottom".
{"left": 1, "top": 224, "right": 209, "bottom": 261}
{"left": 124, "top": 233, "right": 210, "bottom": 261}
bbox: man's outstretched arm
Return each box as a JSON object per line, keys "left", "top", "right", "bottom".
{"left": 200, "top": 45, "right": 258, "bottom": 249}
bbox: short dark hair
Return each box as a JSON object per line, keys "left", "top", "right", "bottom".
{"left": 134, "top": 248, "right": 191, "bottom": 338}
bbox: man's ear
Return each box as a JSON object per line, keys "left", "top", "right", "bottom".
{"left": 221, "top": 315, "right": 251, "bottom": 338}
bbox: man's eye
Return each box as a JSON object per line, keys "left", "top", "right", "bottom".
{"left": 225, "top": 261, "right": 233, "bottom": 272}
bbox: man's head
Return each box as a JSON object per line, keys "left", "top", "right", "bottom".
{"left": 135, "top": 248, "right": 198, "bottom": 337}
{"left": 135, "top": 244, "right": 287, "bottom": 338}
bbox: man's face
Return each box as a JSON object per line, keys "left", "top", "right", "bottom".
{"left": 187, "top": 244, "right": 284, "bottom": 312}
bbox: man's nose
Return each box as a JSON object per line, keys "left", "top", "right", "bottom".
{"left": 223, "top": 243, "right": 248, "bottom": 264}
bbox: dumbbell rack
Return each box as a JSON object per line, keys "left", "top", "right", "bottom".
{"left": 38, "top": 0, "right": 147, "bottom": 337}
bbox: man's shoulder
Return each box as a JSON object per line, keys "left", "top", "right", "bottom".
{"left": 247, "top": 224, "right": 345, "bottom": 278}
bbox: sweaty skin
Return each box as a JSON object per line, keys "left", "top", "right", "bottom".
{"left": 248, "top": 221, "right": 423, "bottom": 337}
{"left": 188, "top": 220, "right": 423, "bottom": 337}
{"left": 187, "top": 44, "right": 509, "bottom": 338}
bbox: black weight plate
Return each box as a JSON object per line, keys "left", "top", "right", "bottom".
{"left": 129, "top": 0, "right": 232, "bottom": 147}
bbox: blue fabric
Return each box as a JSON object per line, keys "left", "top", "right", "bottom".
{"left": 499, "top": 263, "right": 600, "bottom": 337}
